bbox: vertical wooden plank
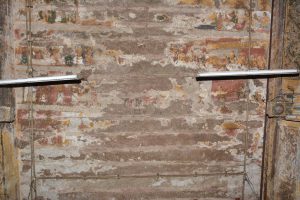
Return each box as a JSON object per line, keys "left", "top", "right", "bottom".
{"left": 296, "top": 135, "right": 300, "bottom": 199}
{"left": 261, "top": 0, "right": 286, "bottom": 199}
{"left": 0, "top": 0, "right": 19, "bottom": 199}
{"left": 263, "top": 0, "right": 300, "bottom": 199}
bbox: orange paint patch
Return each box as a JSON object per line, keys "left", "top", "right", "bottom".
{"left": 222, "top": 122, "right": 241, "bottom": 136}
{"left": 206, "top": 56, "right": 227, "bottom": 68}
{"left": 258, "top": 0, "right": 271, "bottom": 11}
{"left": 206, "top": 38, "right": 244, "bottom": 50}
{"left": 81, "top": 19, "right": 114, "bottom": 27}
{"left": 223, "top": 0, "right": 247, "bottom": 8}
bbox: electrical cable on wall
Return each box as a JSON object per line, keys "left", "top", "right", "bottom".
{"left": 241, "top": 0, "right": 258, "bottom": 199}
{"left": 25, "top": 0, "right": 37, "bottom": 199}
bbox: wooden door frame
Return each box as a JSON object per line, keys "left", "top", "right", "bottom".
{"left": 262, "top": 0, "right": 299, "bottom": 199}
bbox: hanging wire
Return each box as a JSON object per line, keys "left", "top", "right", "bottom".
{"left": 241, "top": 0, "right": 254, "bottom": 198}
{"left": 241, "top": 0, "right": 265, "bottom": 199}
{"left": 25, "top": 0, "right": 37, "bottom": 199}
{"left": 245, "top": 173, "right": 260, "bottom": 198}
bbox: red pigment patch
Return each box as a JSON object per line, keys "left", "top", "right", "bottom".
{"left": 51, "top": 135, "right": 63, "bottom": 145}
{"left": 211, "top": 80, "right": 245, "bottom": 102}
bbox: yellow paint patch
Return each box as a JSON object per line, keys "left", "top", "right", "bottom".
{"left": 206, "top": 56, "right": 227, "bottom": 68}
{"left": 206, "top": 40, "right": 247, "bottom": 50}
{"left": 63, "top": 139, "right": 71, "bottom": 145}
{"left": 90, "top": 122, "right": 94, "bottom": 128}
{"left": 0, "top": 129, "right": 19, "bottom": 199}
{"left": 81, "top": 19, "right": 114, "bottom": 27}
{"left": 104, "top": 50, "right": 122, "bottom": 57}
{"left": 281, "top": 120, "right": 300, "bottom": 128}
{"left": 63, "top": 119, "right": 71, "bottom": 126}
{"left": 251, "top": 132, "right": 260, "bottom": 153}
{"left": 175, "top": 84, "right": 184, "bottom": 92}
{"left": 258, "top": 0, "right": 271, "bottom": 11}
{"left": 97, "top": 120, "right": 114, "bottom": 129}
{"left": 223, "top": 0, "right": 247, "bottom": 8}
{"left": 294, "top": 96, "right": 300, "bottom": 103}
{"left": 211, "top": 90, "right": 227, "bottom": 97}
{"left": 222, "top": 122, "right": 241, "bottom": 130}
{"left": 179, "top": 0, "right": 214, "bottom": 6}
{"left": 282, "top": 79, "right": 300, "bottom": 93}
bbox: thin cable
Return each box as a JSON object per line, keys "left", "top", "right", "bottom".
{"left": 246, "top": 174, "right": 260, "bottom": 199}
{"left": 25, "top": 0, "right": 37, "bottom": 199}
{"left": 242, "top": 0, "right": 253, "bottom": 199}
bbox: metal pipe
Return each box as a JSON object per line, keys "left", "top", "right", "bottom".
{"left": 196, "top": 69, "right": 299, "bottom": 80}
{"left": 0, "top": 75, "right": 81, "bottom": 86}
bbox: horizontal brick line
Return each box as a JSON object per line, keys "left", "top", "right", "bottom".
{"left": 14, "top": 69, "right": 198, "bottom": 77}
{"left": 21, "top": 148, "right": 245, "bottom": 160}
{"left": 16, "top": 111, "right": 258, "bottom": 120}
{"left": 15, "top": 33, "right": 252, "bottom": 41}
{"left": 17, "top": 132, "right": 260, "bottom": 142}
{"left": 22, "top": 144, "right": 245, "bottom": 152}
{"left": 16, "top": 3, "right": 254, "bottom": 13}
{"left": 25, "top": 156, "right": 248, "bottom": 162}
{"left": 16, "top": 2, "right": 272, "bottom": 12}
{"left": 16, "top": 117, "right": 261, "bottom": 123}
{"left": 16, "top": 1, "right": 271, "bottom": 12}
{"left": 38, "top": 143, "right": 243, "bottom": 150}
{"left": 14, "top": 22, "right": 254, "bottom": 35}
{"left": 36, "top": 131, "right": 234, "bottom": 136}
{"left": 28, "top": 159, "right": 247, "bottom": 164}
{"left": 32, "top": 141, "right": 243, "bottom": 150}
{"left": 13, "top": 66, "right": 259, "bottom": 76}
{"left": 35, "top": 171, "right": 244, "bottom": 181}
{"left": 18, "top": 130, "right": 256, "bottom": 138}
{"left": 14, "top": 21, "right": 269, "bottom": 34}
{"left": 14, "top": 33, "right": 252, "bottom": 42}
{"left": 21, "top": 160, "right": 251, "bottom": 169}
{"left": 14, "top": 34, "right": 269, "bottom": 46}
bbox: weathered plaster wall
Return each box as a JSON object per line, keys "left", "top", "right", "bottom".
{"left": 12, "top": 0, "right": 271, "bottom": 199}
